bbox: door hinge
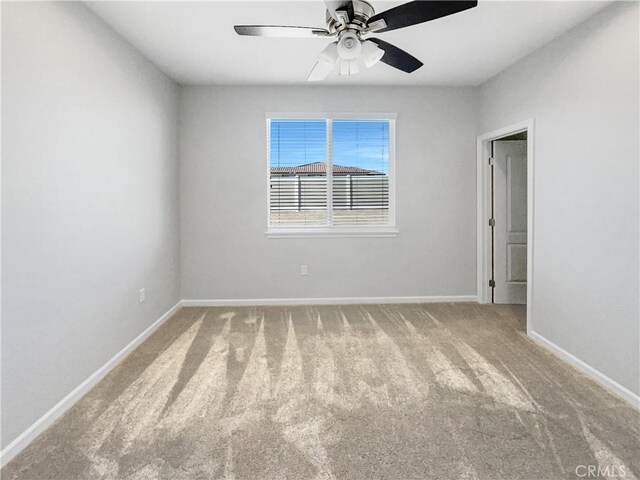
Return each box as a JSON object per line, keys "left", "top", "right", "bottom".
{"left": 488, "top": 218, "right": 495, "bottom": 227}
{"left": 488, "top": 157, "right": 495, "bottom": 166}
{"left": 489, "top": 279, "right": 496, "bottom": 288}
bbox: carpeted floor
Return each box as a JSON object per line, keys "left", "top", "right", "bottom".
{"left": 2, "top": 304, "right": 639, "bottom": 479}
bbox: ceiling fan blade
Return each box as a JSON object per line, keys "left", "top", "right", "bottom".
{"left": 308, "top": 61, "right": 334, "bottom": 82}
{"left": 367, "top": 38, "right": 423, "bottom": 73}
{"left": 234, "top": 25, "right": 331, "bottom": 38}
{"left": 366, "top": 1, "right": 477, "bottom": 33}
{"left": 324, "top": 0, "right": 354, "bottom": 23}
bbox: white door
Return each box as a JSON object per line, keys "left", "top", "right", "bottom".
{"left": 493, "top": 140, "right": 527, "bottom": 304}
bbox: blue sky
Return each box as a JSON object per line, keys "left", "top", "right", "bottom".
{"left": 270, "top": 120, "right": 389, "bottom": 174}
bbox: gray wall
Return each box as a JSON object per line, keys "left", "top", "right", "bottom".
{"left": 1, "top": 2, "right": 181, "bottom": 448}
{"left": 179, "top": 86, "right": 479, "bottom": 300}
{"left": 480, "top": 2, "right": 639, "bottom": 396}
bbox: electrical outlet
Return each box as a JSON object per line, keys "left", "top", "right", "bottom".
{"left": 139, "top": 288, "right": 146, "bottom": 303}
{"left": 300, "top": 265, "right": 309, "bottom": 276}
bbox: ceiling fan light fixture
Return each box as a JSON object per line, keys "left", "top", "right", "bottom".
{"left": 361, "top": 39, "right": 384, "bottom": 68}
{"left": 336, "top": 31, "right": 361, "bottom": 60}
{"left": 338, "top": 59, "right": 349, "bottom": 75}
{"left": 338, "top": 58, "right": 359, "bottom": 76}
{"left": 319, "top": 41, "right": 339, "bottom": 66}
{"left": 308, "top": 42, "right": 339, "bottom": 81}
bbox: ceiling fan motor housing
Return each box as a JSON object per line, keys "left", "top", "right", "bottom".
{"left": 326, "top": 0, "right": 375, "bottom": 35}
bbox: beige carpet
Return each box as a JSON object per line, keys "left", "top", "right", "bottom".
{"left": 2, "top": 304, "right": 639, "bottom": 479}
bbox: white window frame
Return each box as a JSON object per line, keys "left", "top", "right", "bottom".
{"left": 266, "top": 112, "right": 398, "bottom": 238}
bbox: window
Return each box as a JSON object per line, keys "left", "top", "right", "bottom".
{"left": 267, "top": 114, "right": 396, "bottom": 237}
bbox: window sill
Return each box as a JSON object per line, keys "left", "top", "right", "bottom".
{"left": 266, "top": 226, "right": 399, "bottom": 238}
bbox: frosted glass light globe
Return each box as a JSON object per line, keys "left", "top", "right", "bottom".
{"left": 337, "top": 31, "right": 361, "bottom": 61}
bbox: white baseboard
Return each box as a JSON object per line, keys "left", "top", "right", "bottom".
{"left": 0, "top": 301, "right": 183, "bottom": 468}
{"left": 181, "top": 295, "right": 478, "bottom": 307}
{"left": 529, "top": 331, "right": 640, "bottom": 409}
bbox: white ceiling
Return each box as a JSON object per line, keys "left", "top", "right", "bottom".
{"left": 86, "top": 1, "right": 610, "bottom": 86}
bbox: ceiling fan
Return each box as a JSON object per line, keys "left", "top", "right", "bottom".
{"left": 234, "top": 0, "right": 477, "bottom": 81}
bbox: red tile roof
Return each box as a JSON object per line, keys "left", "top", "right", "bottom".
{"left": 271, "top": 162, "right": 383, "bottom": 175}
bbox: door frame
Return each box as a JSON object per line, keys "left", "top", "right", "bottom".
{"left": 476, "top": 119, "right": 535, "bottom": 335}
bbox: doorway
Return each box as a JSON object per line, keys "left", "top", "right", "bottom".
{"left": 477, "top": 121, "right": 534, "bottom": 332}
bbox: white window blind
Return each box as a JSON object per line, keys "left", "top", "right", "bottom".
{"left": 269, "top": 120, "right": 327, "bottom": 226}
{"left": 332, "top": 120, "right": 389, "bottom": 226}
{"left": 268, "top": 115, "right": 395, "bottom": 235}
